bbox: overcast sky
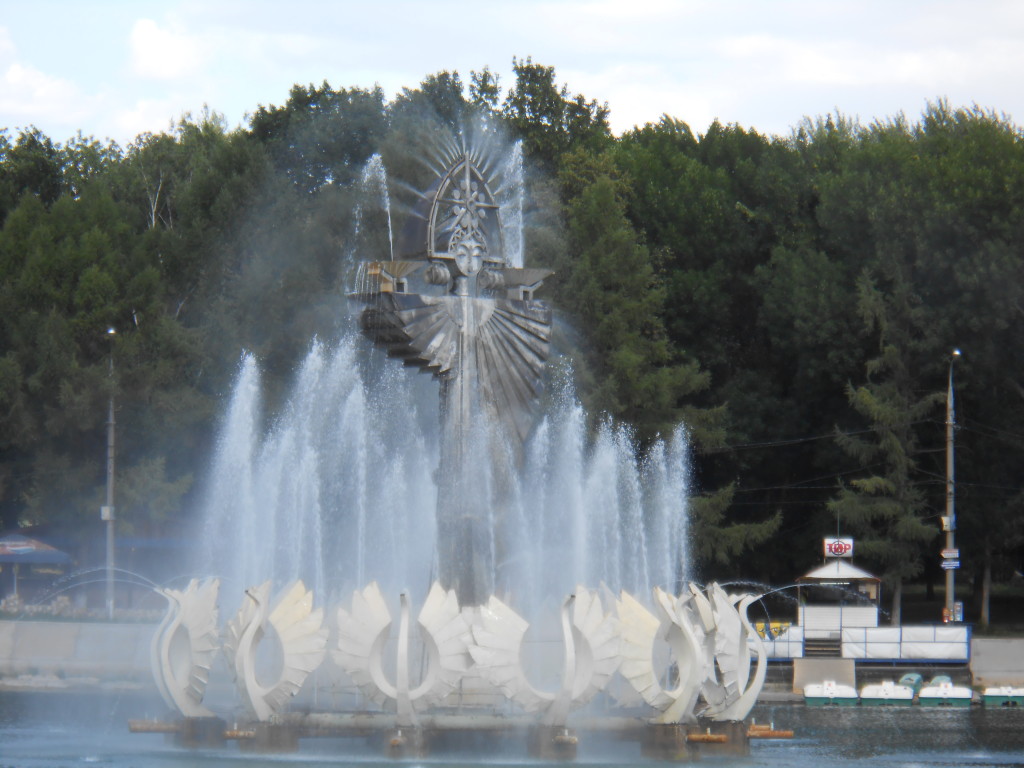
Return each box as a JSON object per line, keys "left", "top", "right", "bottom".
{"left": 3, "top": 1, "right": 1023, "bottom": 147}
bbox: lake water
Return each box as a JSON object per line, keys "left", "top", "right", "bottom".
{"left": 4, "top": 691, "right": 1024, "bottom": 767}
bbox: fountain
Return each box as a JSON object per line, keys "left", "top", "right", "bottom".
{"left": 143, "top": 134, "right": 769, "bottom": 761}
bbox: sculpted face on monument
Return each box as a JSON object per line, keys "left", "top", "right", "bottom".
{"left": 452, "top": 234, "right": 485, "bottom": 277}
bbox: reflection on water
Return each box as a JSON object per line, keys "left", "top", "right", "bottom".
{"left": 749, "top": 703, "right": 1024, "bottom": 767}
{"left": 4, "top": 692, "right": 1024, "bottom": 768}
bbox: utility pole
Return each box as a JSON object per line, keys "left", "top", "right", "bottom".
{"left": 943, "top": 349, "right": 961, "bottom": 622}
{"left": 103, "top": 327, "right": 116, "bottom": 620}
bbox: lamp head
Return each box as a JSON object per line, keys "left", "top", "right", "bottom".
{"left": 107, "top": 327, "right": 116, "bottom": 336}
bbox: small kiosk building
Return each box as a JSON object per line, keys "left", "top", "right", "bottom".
{"left": 797, "top": 559, "right": 881, "bottom": 640}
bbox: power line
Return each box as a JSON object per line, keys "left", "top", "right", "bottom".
{"left": 707, "top": 420, "right": 936, "bottom": 454}
{"left": 959, "top": 418, "right": 1024, "bottom": 445}
{"left": 733, "top": 485, "right": 840, "bottom": 493}
{"left": 958, "top": 482, "right": 1024, "bottom": 493}
{"left": 706, "top": 429, "right": 870, "bottom": 453}
{"left": 733, "top": 464, "right": 883, "bottom": 494}
{"left": 729, "top": 500, "right": 835, "bottom": 507}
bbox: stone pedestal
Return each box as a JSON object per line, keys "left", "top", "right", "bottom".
{"left": 528, "top": 725, "right": 578, "bottom": 760}
{"left": 691, "top": 720, "right": 750, "bottom": 757}
{"left": 176, "top": 717, "right": 226, "bottom": 749}
{"left": 641, "top": 723, "right": 698, "bottom": 762}
{"left": 386, "top": 727, "right": 428, "bottom": 758}
{"left": 239, "top": 723, "right": 300, "bottom": 753}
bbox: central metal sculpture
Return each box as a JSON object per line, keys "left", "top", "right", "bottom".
{"left": 355, "top": 151, "right": 552, "bottom": 605}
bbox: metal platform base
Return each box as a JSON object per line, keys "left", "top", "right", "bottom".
{"left": 131, "top": 712, "right": 758, "bottom": 760}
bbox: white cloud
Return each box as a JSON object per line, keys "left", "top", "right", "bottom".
{"left": 4, "top": 1, "right": 1024, "bottom": 146}
{"left": 0, "top": 26, "right": 14, "bottom": 61}
{"left": 564, "top": 62, "right": 722, "bottom": 135}
{"left": 0, "top": 26, "right": 89, "bottom": 134}
{"left": 130, "top": 18, "right": 205, "bottom": 80}
{"left": 112, "top": 100, "right": 181, "bottom": 144}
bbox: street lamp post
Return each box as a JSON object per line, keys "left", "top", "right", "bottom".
{"left": 102, "top": 327, "right": 116, "bottom": 620}
{"left": 943, "top": 348, "right": 961, "bottom": 622}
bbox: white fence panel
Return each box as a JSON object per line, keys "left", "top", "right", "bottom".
{"left": 863, "top": 642, "right": 902, "bottom": 659}
{"left": 843, "top": 642, "right": 866, "bottom": 658}
{"left": 839, "top": 624, "right": 970, "bottom": 661}
{"left": 935, "top": 626, "right": 969, "bottom": 643}
{"left": 901, "top": 626, "right": 936, "bottom": 642}
{"left": 759, "top": 625, "right": 803, "bottom": 658}
{"left": 866, "top": 627, "right": 901, "bottom": 643}
{"left": 900, "top": 641, "right": 968, "bottom": 660}
{"left": 841, "top": 627, "right": 866, "bottom": 644}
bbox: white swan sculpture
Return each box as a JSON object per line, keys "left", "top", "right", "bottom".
{"left": 151, "top": 578, "right": 220, "bottom": 718}
{"left": 332, "top": 581, "right": 473, "bottom": 726}
{"left": 222, "top": 580, "right": 327, "bottom": 722}
{"left": 701, "top": 585, "right": 767, "bottom": 721}
{"left": 616, "top": 584, "right": 766, "bottom": 725}
{"left": 468, "top": 587, "right": 620, "bottom": 725}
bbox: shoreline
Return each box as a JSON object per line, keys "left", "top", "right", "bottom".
{"left": 2, "top": 619, "right": 1022, "bottom": 699}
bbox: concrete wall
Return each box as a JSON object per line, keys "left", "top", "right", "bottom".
{"left": 792, "top": 657, "right": 856, "bottom": 693}
{"left": 970, "top": 637, "right": 1024, "bottom": 686}
{"left": 0, "top": 619, "right": 154, "bottom": 684}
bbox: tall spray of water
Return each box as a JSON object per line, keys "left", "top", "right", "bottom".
{"left": 502, "top": 379, "right": 691, "bottom": 612}
{"left": 197, "top": 339, "right": 438, "bottom": 606}
{"left": 497, "top": 141, "right": 524, "bottom": 269}
{"left": 193, "top": 143, "right": 690, "bottom": 616}
{"left": 347, "top": 153, "right": 395, "bottom": 296}
{"left": 360, "top": 154, "right": 394, "bottom": 260}
{"left": 197, "top": 346, "right": 689, "bottom": 611}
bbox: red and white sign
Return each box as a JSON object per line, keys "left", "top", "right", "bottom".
{"left": 824, "top": 537, "right": 854, "bottom": 558}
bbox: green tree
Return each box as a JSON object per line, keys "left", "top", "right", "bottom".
{"left": 812, "top": 103, "right": 1024, "bottom": 619}
{"left": 391, "top": 70, "right": 469, "bottom": 130}
{"left": 502, "top": 57, "right": 611, "bottom": 170}
{"left": 469, "top": 67, "right": 501, "bottom": 110}
{"left": 689, "top": 484, "right": 781, "bottom": 580}
{"left": 557, "top": 148, "right": 780, "bottom": 579}
{"left": 558, "top": 150, "right": 710, "bottom": 439}
{"left": 0, "top": 127, "right": 64, "bottom": 223}
{"left": 0, "top": 119, "right": 245, "bottom": 543}
{"left": 61, "top": 133, "right": 122, "bottom": 200}
{"left": 828, "top": 273, "right": 941, "bottom": 624}
{"left": 612, "top": 117, "right": 825, "bottom": 580}
{"left": 250, "top": 82, "right": 387, "bottom": 193}
{"left": 903, "top": 103, "right": 1024, "bottom": 623}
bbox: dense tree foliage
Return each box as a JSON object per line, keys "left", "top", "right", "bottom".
{"left": 2, "top": 65, "right": 1023, "bottom": 622}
